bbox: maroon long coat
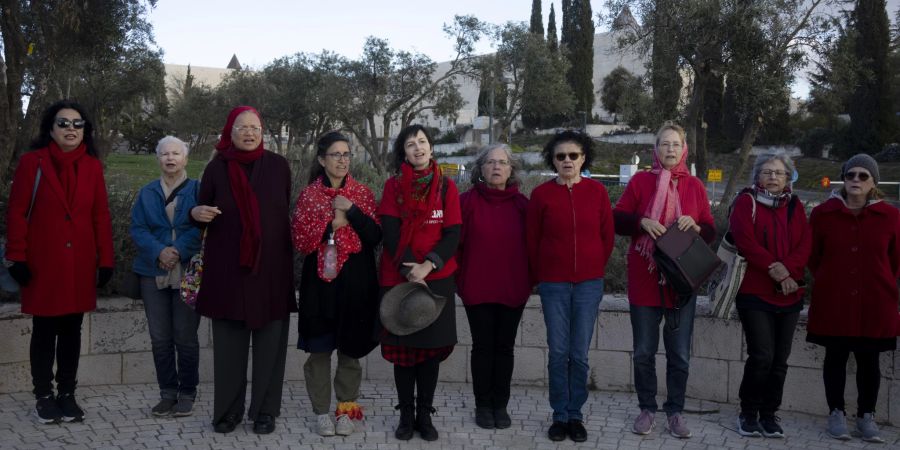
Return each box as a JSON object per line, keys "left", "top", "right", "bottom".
{"left": 807, "top": 197, "right": 900, "bottom": 339}
{"left": 5, "top": 148, "right": 114, "bottom": 316}
{"left": 193, "top": 151, "right": 297, "bottom": 330}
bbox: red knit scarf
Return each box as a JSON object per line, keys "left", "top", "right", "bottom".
{"left": 47, "top": 141, "right": 87, "bottom": 207}
{"left": 395, "top": 160, "right": 442, "bottom": 264}
{"left": 636, "top": 143, "right": 691, "bottom": 273}
{"left": 292, "top": 174, "right": 378, "bottom": 281}
{"left": 215, "top": 106, "right": 265, "bottom": 272}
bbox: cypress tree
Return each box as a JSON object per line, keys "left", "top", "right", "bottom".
{"left": 547, "top": 3, "right": 559, "bottom": 53}
{"left": 530, "top": 0, "right": 544, "bottom": 36}
{"left": 849, "top": 0, "right": 894, "bottom": 154}
{"left": 561, "top": 0, "right": 573, "bottom": 49}
{"left": 650, "top": 0, "right": 681, "bottom": 122}
{"left": 566, "top": 0, "right": 595, "bottom": 118}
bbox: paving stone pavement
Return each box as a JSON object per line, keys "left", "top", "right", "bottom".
{"left": 0, "top": 380, "right": 897, "bottom": 449}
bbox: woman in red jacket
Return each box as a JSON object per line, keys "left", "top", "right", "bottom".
{"left": 807, "top": 154, "right": 900, "bottom": 443}
{"left": 526, "top": 130, "right": 614, "bottom": 443}
{"left": 613, "top": 123, "right": 715, "bottom": 439}
{"left": 729, "top": 153, "right": 811, "bottom": 438}
{"left": 378, "top": 124, "right": 461, "bottom": 442}
{"left": 457, "top": 144, "right": 529, "bottom": 430}
{"left": 5, "top": 100, "right": 114, "bottom": 424}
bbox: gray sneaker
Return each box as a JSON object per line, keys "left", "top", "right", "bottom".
{"left": 335, "top": 413, "right": 354, "bottom": 436}
{"left": 316, "top": 413, "right": 335, "bottom": 437}
{"left": 666, "top": 413, "right": 692, "bottom": 438}
{"left": 826, "top": 409, "right": 851, "bottom": 440}
{"left": 632, "top": 409, "right": 654, "bottom": 435}
{"left": 855, "top": 413, "right": 884, "bottom": 443}
{"left": 172, "top": 398, "right": 194, "bottom": 417}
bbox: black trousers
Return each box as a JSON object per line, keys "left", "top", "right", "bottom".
{"left": 823, "top": 346, "right": 881, "bottom": 417}
{"left": 211, "top": 318, "right": 289, "bottom": 424}
{"left": 394, "top": 358, "right": 440, "bottom": 408}
{"left": 464, "top": 303, "right": 524, "bottom": 408}
{"left": 31, "top": 313, "right": 84, "bottom": 398}
{"left": 737, "top": 308, "right": 799, "bottom": 416}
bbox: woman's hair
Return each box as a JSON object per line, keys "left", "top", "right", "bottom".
{"left": 542, "top": 130, "right": 595, "bottom": 172}
{"left": 392, "top": 124, "right": 434, "bottom": 174}
{"left": 655, "top": 123, "right": 686, "bottom": 147}
{"left": 30, "top": 99, "right": 98, "bottom": 157}
{"left": 749, "top": 152, "right": 795, "bottom": 186}
{"left": 840, "top": 185, "right": 885, "bottom": 201}
{"left": 469, "top": 143, "right": 519, "bottom": 187}
{"left": 308, "top": 131, "right": 351, "bottom": 185}
{"left": 155, "top": 135, "right": 189, "bottom": 157}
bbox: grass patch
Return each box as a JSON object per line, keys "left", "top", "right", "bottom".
{"left": 105, "top": 154, "right": 207, "bottom": 191}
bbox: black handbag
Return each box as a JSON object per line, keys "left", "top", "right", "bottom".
{"left": 653, "top": 225, "right": 722, "bottom": 329}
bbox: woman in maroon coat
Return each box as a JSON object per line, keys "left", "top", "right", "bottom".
{"left": 190, "top": 106, "right": 296, "bottom": 435}
{"left": 5, "top": 100, "right": 114, "bottom": 424}
{"left": 457, "top": 143, "right": 529, "bottom": 430}
{"left": 807, "top": 154, "right": 900, "bottom": 443}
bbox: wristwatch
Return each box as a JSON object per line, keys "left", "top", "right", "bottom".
{"left": 428, "top": 259, "right": 437, "bottom": 270}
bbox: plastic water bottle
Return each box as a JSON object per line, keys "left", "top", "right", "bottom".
{"left": 323, "top": 233, "right": 338, "bottom": 280}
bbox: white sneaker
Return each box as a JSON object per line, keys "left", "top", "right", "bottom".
{"left": 316, "top": 413, "right": 335, "bottom": 436}
{"left": 335, "top": 413, "right": 354, "bottom": 436}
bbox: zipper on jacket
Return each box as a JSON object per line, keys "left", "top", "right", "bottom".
{"left": 569, "top": 184, "right": 577, "bottom": 275}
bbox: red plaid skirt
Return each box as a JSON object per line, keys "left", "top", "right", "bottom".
{"left": 381, "top": 344, "right": 453, "bottom": 367}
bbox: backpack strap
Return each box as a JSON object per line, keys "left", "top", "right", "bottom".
{"left": 26, "top": 159, "right": 42, "bottom": 223}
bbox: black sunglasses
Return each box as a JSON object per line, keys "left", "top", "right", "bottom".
{"left": 55, "top": 118, "right": 86, "bottom": 129}
{"left": 555, "top": 152, "right": 583, "bottom": 162}
{"left": 843, "top": 171, "right": 871, "bottom": 182}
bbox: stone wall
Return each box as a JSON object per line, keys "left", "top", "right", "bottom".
{"left": 1, "top": 295, "right": 896, "bottom": 426}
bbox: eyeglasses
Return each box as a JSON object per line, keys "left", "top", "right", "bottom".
{"left": 233, "top": 125, "right": 262, "bottom": 134}
{"left": 55, "top": 118, "right": 85, "bottom": 129}
{"left": 760, "top": 170, "right": 788, "bottom": 178}
{"left": 325, "top": 152, "right": 353, "bottom": 161}
{"left": 554, "top": 152, "right": 583, "bottom": 162}
{"left": 485, "top": 159, "right": 510, "bottom": 166}
{"left": 844, "top": 171, "right": 871, "bottom": 182}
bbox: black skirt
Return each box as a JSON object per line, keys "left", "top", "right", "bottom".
{"left": 806, "top": 333, "right": 897, "bottom": 353}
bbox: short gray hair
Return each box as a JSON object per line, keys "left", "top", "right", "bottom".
{"left": 469, "top": 144, "right": 520, "bottom": 187}
{"left": 155, "top": 135, "right": 189, "bottom": 157}
{"left": 750, "top": 152, "right": 795, "bottom": 185}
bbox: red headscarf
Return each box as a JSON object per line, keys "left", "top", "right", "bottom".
{"left": 635, "top": 141, "right": 691, "bottom": 272}
{"left": 215, "top": 106, "right": 265, "bottom": 272}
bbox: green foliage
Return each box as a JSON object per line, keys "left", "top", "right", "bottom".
{"left": 849, "top": 0, "right": 896, "bottom": 153}
{"left": 547, "top": 4, "right": 559, "bottom": 53}
{"left": 599, "top": 66, "right": 652, "bottom": 128}
{"left": 530, "top": 0, "right": 544, "bottom": 35}
{"left": 564, "top": 0, "right": 595, "bottom": 116}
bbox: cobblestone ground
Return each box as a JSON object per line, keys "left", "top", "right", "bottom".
{"left": 0, "top": 381, "right": 897, "bottom": 449}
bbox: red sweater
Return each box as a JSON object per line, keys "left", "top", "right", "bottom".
{"left": 526, "top": 178, "right": 615, "bottom": 283}
{"left": 807, "top": 197, "right": 900, "bottom": 339}
{"left": 457, "top": 183, "right": 531, "bottom": 307}
{"left": 730, "top": 193, "right": 811, "bottom": 307}
{"left": 613, "top": 171, "right": 716, "bottom": 307}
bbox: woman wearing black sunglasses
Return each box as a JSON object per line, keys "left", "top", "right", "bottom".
{"left": 525, "top": 130, "right": 615, "bottom": 442}
{"left": 4, "top": 100, "right": 114, "bottom": 424}
{"left": 806, "top": 154, "right": 900, "bottom": 443}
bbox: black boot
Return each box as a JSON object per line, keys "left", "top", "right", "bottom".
{"left": 415, "top": 405, "right": 439, "bottom": 441}
{"left": 394, "top": 404, "right": 415, "bottom": 440}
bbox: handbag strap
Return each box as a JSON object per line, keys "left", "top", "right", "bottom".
{"left": 26, "top": 160, "right": 42, "bottom": 223}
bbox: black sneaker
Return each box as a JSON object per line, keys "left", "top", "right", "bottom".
{"left": 568, "top": 419, "right": 588, "bottom": 442}
{"left": 759, "top": 415, "right": 784, "bottom": 438}
{"left": 34, "top": 395, "right": 63, "bottom": 424}
{"left": 151, "top": 399, "right": 177, "bottom": 417}
{"left": 56, "top": 393, "right": 84, "bottom": 422}
{"left": 547, "top": 421, "right": 568, "bottom": 441}
{"left": 736, "top": 413, "right": 762, "bottom": 437}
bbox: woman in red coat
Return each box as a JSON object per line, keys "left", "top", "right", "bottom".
{"left": 5, "top": 100, "right": 114, "bottom": 424}
{"left": 807, "top": 154, "right": 900, "bottom": 443}
{"left": 613, "top": 123, "right": 715, "bottom": 439}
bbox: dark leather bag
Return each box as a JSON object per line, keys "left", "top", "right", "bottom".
{"left": 653, "top": 225, "right": 722, "bottom": 329}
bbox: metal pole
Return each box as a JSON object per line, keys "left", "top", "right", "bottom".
{"left": 489, "top": 86, "right": 495, "bottom": 144}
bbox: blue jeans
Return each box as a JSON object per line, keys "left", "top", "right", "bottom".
{"left": 539, "top": 278, "right": 604, "bottom": 422}
{"left": 141, "top": 277, "right": 201, "bottom": 400}
{"left": 630, "top": 296, "right": 696, "bottom": 415}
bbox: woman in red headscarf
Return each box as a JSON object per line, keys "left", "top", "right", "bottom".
{"left": 613, "top": 123, "right": 715, "bottom": 439}
{"left": 190, "top": 106, "right": 296, "bottom": 435}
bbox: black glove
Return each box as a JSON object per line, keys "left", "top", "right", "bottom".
{"left": 97, "top": 267, "right": 114, "bottom": 288}
{"left": 8, "top": 261, "right": 31, "bottom": 287}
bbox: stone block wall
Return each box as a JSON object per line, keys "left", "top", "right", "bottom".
{"left": 0, "top": 295, "right": 896, "bottom": 426}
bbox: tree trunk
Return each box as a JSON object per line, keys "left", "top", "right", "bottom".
{"left": 0, "top": 0, "right": 28, "bottom": 188}
{"left": 719, "top": 115, "right": 762, "bottom": 211}
{"left": 684, "top": 68, "right": 709, "bottom": 177}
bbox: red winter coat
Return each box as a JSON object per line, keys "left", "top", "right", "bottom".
{"left": 613, "top": 171, "right": 716, "bottom": 307}
{"left": 526, "top": 178, "right": 615, "bottom": 283}
{"left": 730, "top": 192, "right": 811, "bottom": 307}
{"left": 807, "top": 197, "right": 900, "bottom": 339}
{"left": 5, "top": 148, "right": 114, "bottom": 316}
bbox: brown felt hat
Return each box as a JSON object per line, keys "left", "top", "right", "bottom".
{"left": 379, "top": 282, "right": 447, "bottom": 336}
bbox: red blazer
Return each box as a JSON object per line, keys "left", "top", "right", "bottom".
{"left": 6, "top": 148, "right": 114, "bottom": 316}
{"left": 526, "top": 178, "right": 614, "bottom": 284}
{"left": 613, "top": 171, "right": 716, "bottom": 307}
{"left": 730, "top": 193, "right": 811, "bottom": 306}
{"left": 807, "top": 197, "right": 900, "bottom": 339}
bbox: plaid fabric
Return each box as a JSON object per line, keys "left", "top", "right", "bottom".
{"left": 381, "top": 344, "right": 453, "bottom": 367}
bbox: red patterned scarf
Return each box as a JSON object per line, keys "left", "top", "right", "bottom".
{"left": 47, "top": 141, "right": 87, "bottom": 207}
{"left": 635, "top": 143, "right": 691, "bottom": 272}
{"left": 291, "top": 174, "right": 378, "bottom": 281}
{"left": 215, "top": 106, "right": 265, "bottom": 272}
{"left": 395, "top": 160, "right": 442, "bottom": 264}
